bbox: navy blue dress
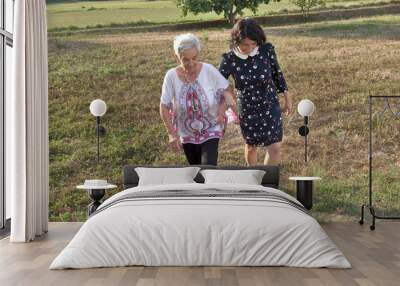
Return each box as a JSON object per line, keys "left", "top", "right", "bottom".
{"left": 219, "top": 43, "right": 288, "bottom": 146}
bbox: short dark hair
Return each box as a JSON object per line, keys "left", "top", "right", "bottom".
{"left": 230, "top": 18, "right": 266, "bottom": 48}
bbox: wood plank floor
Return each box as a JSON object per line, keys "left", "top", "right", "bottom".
{"left": 0, "top": 222, "right": 399, "bottom": 286}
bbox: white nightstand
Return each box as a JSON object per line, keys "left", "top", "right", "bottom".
{"left": 289, "top": 177, "right": 321, "bottom": 210}
{"left": 77, "top": 180, "right": 117, "bottom": 216}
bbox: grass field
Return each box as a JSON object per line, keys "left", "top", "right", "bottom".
{"left": 47, "top": 0, "right": 397, "bottom": 30}
{"left": 48, "top": 14, "right": 400, "bottom": 222}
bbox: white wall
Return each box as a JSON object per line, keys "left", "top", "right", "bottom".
{"left": 4, "top": 0, "right": 15, "bottom": 220}
{"left": 5, "top": 44, "right": 13, "bottom": 220}
{"left": 6, "top": 0, "right": 14, "bottom": 34}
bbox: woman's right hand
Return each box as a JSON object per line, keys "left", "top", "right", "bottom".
{"left": 168, "top": 134, "right": 181, "bottom": 152}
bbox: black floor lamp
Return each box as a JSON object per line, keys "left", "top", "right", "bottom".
{"left": 360, "top": 95, "right": 400, "bottom": 230}
{"left": 89, "top": 99, "right": 107, "bottom": 164}
{"left": 79, "top": 99, "right": 110, "bottom": 216}
{"left": 297, "top": 99, "right": 315, "bottom": 162}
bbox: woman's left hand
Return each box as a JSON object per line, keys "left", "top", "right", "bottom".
{"left": 282, "top": 92, "right": 292, "bottom": 116}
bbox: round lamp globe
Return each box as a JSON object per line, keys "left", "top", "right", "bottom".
{"left": 90, "top": 99, "right": 107, "bottom": 117}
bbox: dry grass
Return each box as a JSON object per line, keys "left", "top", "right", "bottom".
{"left": 48, "top": 15, "right": 400, "bottom": 221}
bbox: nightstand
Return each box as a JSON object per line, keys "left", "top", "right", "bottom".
{"left": 77, "top": 180, "right": 117, "bottom": 216}
{"left": 289, "top": 177, "right": 321, "bottom": 210}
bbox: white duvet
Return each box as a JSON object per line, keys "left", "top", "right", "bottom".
{"left": 50, "top": 183, "right": 351, "bottom": 269}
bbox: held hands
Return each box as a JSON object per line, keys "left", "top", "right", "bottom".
{"left": 222, "top": 88, "right": 240, "bottom": 125}
{"left": 168, "top": 133, "right": 181, "bottom": 152}
{"left": 231, "top": 109, "right": 240, "bottom": 125}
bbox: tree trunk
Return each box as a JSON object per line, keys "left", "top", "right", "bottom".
{"left": 228, "top": 12, "right": 236, "bottom": 25}
{"left": 227, "top": 6, "right": 237, "bottom": 26}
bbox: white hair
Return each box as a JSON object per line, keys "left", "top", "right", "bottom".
{"left": 173, "top": 33, "right": 201, "bottom": 56}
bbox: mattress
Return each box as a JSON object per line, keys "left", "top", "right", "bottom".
{"left": 50, "top": 183, "right": 351, "bottom": 269}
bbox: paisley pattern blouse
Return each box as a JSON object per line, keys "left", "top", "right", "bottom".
{"left": 161, "top": 63, "right": 229, "bottom": 144}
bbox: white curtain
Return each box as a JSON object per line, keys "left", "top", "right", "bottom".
{"left": 7, "top": 0, "right": 49, "bottom": 242}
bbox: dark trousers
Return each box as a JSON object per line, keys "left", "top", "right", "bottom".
{"left": 182, "top": 138, "right": 219, "bottom": 166}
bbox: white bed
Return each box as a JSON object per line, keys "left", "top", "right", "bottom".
{"left": 50, "top": 183, "right": 351, "bottom": 269}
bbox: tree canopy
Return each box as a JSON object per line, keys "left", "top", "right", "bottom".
{"left": 176, "top": 0, "right": 276, "bottom": 25}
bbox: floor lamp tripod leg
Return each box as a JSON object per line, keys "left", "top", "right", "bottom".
{"left": 359, "top": 204, "right": 365, "bottom": 225}
{"left": 369, "top": 206, "right": 376, "bottom": 231}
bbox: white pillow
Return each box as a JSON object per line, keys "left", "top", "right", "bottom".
{"left": 135, "top": 167, "right": 200, "bottom": 186}
{"left": 200, "top": 169, "right": 266, "bottom": 185}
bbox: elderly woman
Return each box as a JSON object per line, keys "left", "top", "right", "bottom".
{"left": 160, "top": 33, "right": 234, "bottom": 166}
{"left": 219, "top": 18, "right": 292, "bottom": 166}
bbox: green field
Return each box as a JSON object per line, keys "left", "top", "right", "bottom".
{"left": 47, "top": 13, "right": 400, "bottom": 222}
{"left": 47, "top": 0, "right": 396, "bottom": 30}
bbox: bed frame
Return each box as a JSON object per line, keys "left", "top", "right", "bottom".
{"left": 123, "top": 165, "right": 279, "bottom": 190}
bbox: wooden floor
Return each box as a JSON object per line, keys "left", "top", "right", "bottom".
{"left": 0, "top": 222, "right": 399, "bottom": 286}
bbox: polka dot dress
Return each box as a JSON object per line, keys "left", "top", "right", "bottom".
{"left": 219, "top": 43, "right": 288, "bottom": 147}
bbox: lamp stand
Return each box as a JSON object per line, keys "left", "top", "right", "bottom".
{"left": 304, "top": 116, "right": 308, "bottom": 163}
{"left": 298, "top": 116, "right": 310, "bottom": 163}
{"left": 96, "top": 116, "right": 100, "bottom": 164}
{"left": 94, "top": 116, "right": 106, "bottom": 165}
